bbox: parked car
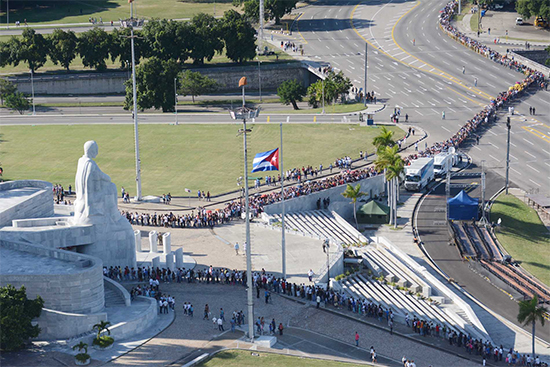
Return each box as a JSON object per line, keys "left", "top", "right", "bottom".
{"left": 515, "top": 17, "right": 524, "bottom": 25}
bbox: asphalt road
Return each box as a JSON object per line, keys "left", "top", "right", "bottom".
{"left": 290, "top": 0, "right": 549, "bottom": 196}
{"left": 416, "top": 165, "right": 550, "bottom": 342}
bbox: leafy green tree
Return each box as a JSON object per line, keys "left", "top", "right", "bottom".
{"left": 142, "top": 19, "right": 191, "bottom": 63}
{"left": 77, "top": 28, "right": 112, "bottom": 71}
{"left": 0, "top": 41, "right": 12, "bottom": 68}
{"left": 124, "top": 57, "right": 180, "bottom": 112}
{"left": 235, "top": 0, "right": 299, "bottom": 25}
{"left": 0, "top": 78, "right": 17, "bottom": 105}
{"left": 516, "top": 0, "right": 550, "bottom": 19}
{"left": 518, "top": 295, "right": 548, "bottom": 358}
{"left": 307, "top": 71, "right": 352, "bottom": 108}
{"left": 109, "top": 28, "right": 147, "bottom": 69}
{"left": 4, "top": 92, "right": 30, "bottom": 114}
{"left": 1, "top": 37, "right": 22, "bottom": 68}
{"left": 277, "top": 79, "right": 306, "bottom": 110}
{"left": 17, "top": 28, "right": 50, "bottom": 72}
{"left": 189, "top": 13, "right": 223, "bottom": 64}
{"left": 48, "top": 29, "right": 77, "bottom": 71}
{"left": 0, "top": 285, "right": 44, "bottom": 351}
{"left": 178, "top": 70, "right": 218, "bottom": 103}
{"left": 220, "top": 10, "right": 257, "bottom": 63}
{"left": 342, "top": 184, "right": 365, "bottom": 228}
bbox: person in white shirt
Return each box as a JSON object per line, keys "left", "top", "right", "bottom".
{"left": 234, "top": 242, "right": 239, "bottom": 255}
{"left": 307, "top": 269, "right": 314, "bottom": 282}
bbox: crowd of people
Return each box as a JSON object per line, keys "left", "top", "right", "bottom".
{"left": 397, "top": 0, "right": 546, "bottom": 168}
{"left": 107, "top": 262, "right": 548, "bottom": 366}
{"left": 121, "top": 207, "right": 234, "bottom": 229}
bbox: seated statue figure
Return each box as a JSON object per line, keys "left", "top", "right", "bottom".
{"left": 73, "top": 140, "right": 122, "bottom": 225}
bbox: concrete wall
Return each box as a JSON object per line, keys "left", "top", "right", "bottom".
{"left": 0, "top": 240, "right": 105, "bottom": 314}
{"left": 263, "top": 175, "right": 385, "bottom": 220}
{"left": 9, "top": 62, "right": 310, "bottom": 95}
{"left": 0, "top": 221, "right": 94, "bottom": 249}
{"left": 512, "top": 50, "right": 549, "bottom": 66}
{"left": 0, "top": 180, "right": 54, "bottom": 228}
{"left": 36, "top": 308, "right": 107, "bottom": 340}
{"left": 510, "top": 51, "right": 550, "bottom": 76}
{"left": 104, "top": 276, "right": 131, "bottom": 307}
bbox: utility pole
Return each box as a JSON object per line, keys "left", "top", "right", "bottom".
{"left": 364, "top": 43, "right": 368, "bottom": 107}
{"left": 445, "top": 170, "right": 451, "bottom": 220}
{"left": 6, "top": 0, "right": 9, "bottom": 29}
{"left": 505, "top": 116, "right": 511, "bottom": 194}
{"left": 458, "top": 0, "right": 461, "bottom": 16}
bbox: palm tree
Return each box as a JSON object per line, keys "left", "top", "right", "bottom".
{"left": 93, "top": 320, "right": 111, "bottom": 340}
{"left": 517, "top": 295, "right": 548, "bottom": 358}
{"left": 342, "top": 183, "right": 365, "bottom": 228}
{"left": 374, "top": 145, "right": 404, "bottom": 227}
{"left": 372, "top": 127, "right": 395, "bottom": 153}
{"left": 386, "top": 161, "right": 405, "bottom": 228}
{"left": 72, "top": 341, "right": 88, "bottom": 354}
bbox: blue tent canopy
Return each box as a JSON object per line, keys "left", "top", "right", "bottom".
{"left": 447, "top": 190, "right": 479, "bottom": 220}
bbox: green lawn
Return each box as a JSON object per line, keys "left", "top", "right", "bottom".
{"left": 491, "top": 194, "right": 550, "bottom": 286}
{"left": 197, "top": 350, "right": 369, "bottom": 367}
{"left": 470, "top": 12, "right": 481, "bottom": 32}
{"left": 0, "top": 124, "right": 403, "bottom": 196}
{"left": 0, "top": 0, "right": 235, "bottom": 26}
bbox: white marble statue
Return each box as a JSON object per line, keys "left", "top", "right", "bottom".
{"left": 73, "top": 140, "right": 121, "bottom": 225}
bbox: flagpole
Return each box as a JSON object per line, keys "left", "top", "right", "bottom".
{"left": 281, "top": 117, "right": 287, "bottom": 279}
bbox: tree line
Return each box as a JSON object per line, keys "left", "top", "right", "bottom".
{"left": 0, "top": 11, "right": 257, "bottom": 73}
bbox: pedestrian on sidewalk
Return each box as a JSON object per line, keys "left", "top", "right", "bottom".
{"left": 278, "top": 323, "right": 284, "bottom": 335}
{"left": 217, "top": 317, "right": 224, "bottom": 331}
{"left": 389, "top": 320, "right": 394, "bottom": 335}
{"left": 234, "top": 242, "right": 239, "bottom": 255}
{"left": 316, "top": 295, "right": 321, "bottom": 308}
{"left": 355, "top": 331, "right": 360, "bottom": 346}
{"left": 308, "top": 269, "right": 314, "bottom": 282}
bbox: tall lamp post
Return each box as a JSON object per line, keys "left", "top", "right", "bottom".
{"left": 121, "top": 2, "right": 142, "bottom": 200}
{"left": 229, "top": 77, "right": 260, "bottom": 342}
{"left": 6, "top": 0, "right": 9, "bottom": 29}
{"left": 174, "top": 77, "right": 178, "bottom": 125}
{"left": 256, "top": 57, "right": 262, "bottom": 103}
{"left": 322, "top": 239, "right": 330, "bottom": 291}
{"left": 30, "top": 69, "right": 35, "bottom": 115}
{"left": 505, "top": 116, "right": 511, "bottom": 194}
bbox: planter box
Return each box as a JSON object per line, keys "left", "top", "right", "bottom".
{"left": 75, "top": 357, "right": 91, "bottom": 366}
{"left": 92, "top": 343, "right": 113, "bottom": 351}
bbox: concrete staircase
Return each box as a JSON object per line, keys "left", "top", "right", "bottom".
{"left": 104, "top": 287, "right": 127, "bottom": 308}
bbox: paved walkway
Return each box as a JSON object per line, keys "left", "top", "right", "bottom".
{"left": 457, "top": 10, "right": 550, "bottom": 49}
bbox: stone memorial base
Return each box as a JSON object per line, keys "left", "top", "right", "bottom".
{"left": 254, "top": 336, "right": 277, "bottom": 348}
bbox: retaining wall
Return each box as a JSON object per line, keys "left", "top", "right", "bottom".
{"left": 8, "top": 62, "right": 311, "bottom": 95}
{"left": 0, "top": 240, "right": 105, "bottom": 314}
{"left": 0, "top": 180, "right": 54, "bottom": 228}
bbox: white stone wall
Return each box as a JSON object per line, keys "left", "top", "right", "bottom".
{"left": 0, "top": 180, "right": 54, "bottom": 228}
{"left": 0, "top": 240, "right": 105, "bottom": 314}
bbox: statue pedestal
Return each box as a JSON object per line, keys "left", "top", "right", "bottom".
{"left": 79, "top": 218, "right": 136, "bottom": 269}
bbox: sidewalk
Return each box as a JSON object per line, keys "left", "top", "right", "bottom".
{"left": 457, "top": 11, "right": 550, "bottom": 49}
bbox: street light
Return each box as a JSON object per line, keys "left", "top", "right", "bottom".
{"left": 256, "top": 57, "right": 262, "bottom": 103}
{"left": 120, "top": 2, "right": 143, "bottom": 200}
{"left": 321, "top": 79, "right": 325, "bottom": 114}
{"left": 229, "top": 77, "right": 260, "bottom": 343}
{"left": 30, "top": 69, "right": 35, "bottom": 115}
{"left": 505, "top": 116, "right": 511, "bottom": 194}
{"left": 174, "top": 77, "right": 178, "bottom": 125}
{"left": 322, "top": 238, "right": 330, "bottom": 291}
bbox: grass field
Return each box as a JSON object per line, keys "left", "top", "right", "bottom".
{"left": 0, "top": 124, "right": 403, "bottom": 196}
{"left": 197, "top": 350, "right": 370, "bottom": 367}
{"left": 0, "top": 0, "right": 234, "bottom": 26}
{"left": 491, "top": 194, "right": 550, "bottom": 286}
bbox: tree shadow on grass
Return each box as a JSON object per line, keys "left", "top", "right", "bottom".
{"left": 0, "top": 1, "right": 120, "bottom": 25}
{"left": 492, "top": 199, "right": 549, "bottom": 243}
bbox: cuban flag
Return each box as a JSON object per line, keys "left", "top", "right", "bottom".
{"left": 252, "top": 148, "right": 279, "bottom": 172}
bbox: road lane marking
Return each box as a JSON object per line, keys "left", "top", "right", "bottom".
{"left": 522, "top": 138, "right": 534, "bottom": 145}
{"left": 529, "top": 179, "right": 541, "bottom": 187}
{"left": 525, "top": 151, "right": 536, "bottom": 159}
{"left": 527, "top": 165, "right": 540, "bottom": 173}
